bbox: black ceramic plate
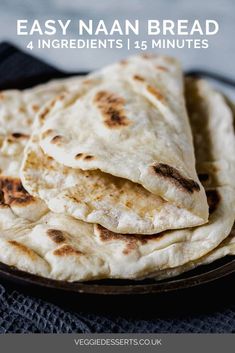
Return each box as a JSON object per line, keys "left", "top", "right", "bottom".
{"left": 0, "top": 66, "right": 234, "bottom": 295}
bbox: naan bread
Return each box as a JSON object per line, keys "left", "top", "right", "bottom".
{"left": 10, "top": 78, "right": 232, "bottom": 281}
{"left": 185, "top": 78, "right": 235, "bottom": 189}
{"left": 21, "top": 55, "right": 208, "bottom": 234}
{"left": 0, "top": 199, "right": 234, "bottom": 281}
{"left": 0, "top": 70, "right": 234, "bottom": 281}
{"left": 151, "top": 228, "right": 235, "bottom": 281}
{"left": 0, "top": 77, "right": 81, "bottom": 176}
{"left": 21, "top": 139, "right": 204, "bottom": 235}
{"left": 0, "top": 77, "right": 82, "bottom": 223}
{"left": 149, "top": 77, "right": 235, "bottom": 281}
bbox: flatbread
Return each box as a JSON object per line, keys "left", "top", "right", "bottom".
{"left": 149, "top": 77, "right": 235, "bottom": 280}
{"left": 0, "top": 195, "right": 234, "bottom": 281}
{"left": 0, "top": 76, "right": 81, "bottom": 177}
{"left": 0, "top": 77, "right": 82, "bottom": 224}
{"left": 0, "top": 73, "right": 234, "bottom": 281}
{"left": 21, "top": 140, "right": 205, "bottom": 235}
{"left": 151, "top": 227, "right": 235, "bottom": 281}
{"left": 185, "top": 77, "right": 235, "bottom": 189}
{"left": 21, "top": 55, "right": 208, "bottom": 234}
{"left": 13, "top": 78, "right": 233, "bottom": 281}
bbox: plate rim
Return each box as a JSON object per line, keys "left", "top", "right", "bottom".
{"left": 0, "top": 256, "right": 234, "bottom": 295}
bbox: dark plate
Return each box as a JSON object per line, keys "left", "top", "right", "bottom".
{"left": 0, "top": 60, "right": 234, "bottom": 295}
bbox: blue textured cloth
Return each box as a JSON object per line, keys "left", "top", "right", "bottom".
{"left": 0, "top": 42, "right": 234, "bottom": 333}
{"left": 0, "top": 284, "right": 235, "bottom": 333}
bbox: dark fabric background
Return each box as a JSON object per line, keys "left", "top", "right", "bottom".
{"left": 0, "top": 42, "right": 234, "bottom": 333}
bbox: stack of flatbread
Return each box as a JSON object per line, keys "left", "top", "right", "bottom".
{"left": 0, "top": 54, "right": 234, "bottom": 282}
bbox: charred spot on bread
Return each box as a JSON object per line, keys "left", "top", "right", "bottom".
{"left": 32, "top": 104, "right": 39, "bottom": 112}
{"left": 152, "top": 163, "right": 200, "bottom": 193}
{"left": 11, "top": 132, "right": 29, "bottom": 139}
{"left": 39, "top": 107, "right": 50, "bottom": 122}
{"left": 84, "top": 155, "right": 94, "bottom": 160}
{"left": 147, "top": 85, "right": 164, "bottom": 101}
{"left": 95, "top": 225, "right": 166, "bottom": 255}
{"left": 51, "top": 135, "right": 63, "bottom": 144}
{"left": 41, "top": 129, "right": 53, "bottom": 139}
{"left": 53, "top": 245, "right": 83, "bottom": 257}
{"left": 133, "top": 75, "right": 145, "bottom": 81}
{"left": 74, "top": 153, "right": 94, "bottom": 160}
{"left": 47, "top": 229, "right": 66, "bottom": 244}
{"left": 94, "top": 91, "right": 130, "bottom": 128}
{"left": 8, "top": 240, "right": 37, "bottom": 260}
{"left": 75, "top": 153, "right": 83, "bottom": 159}
{"left": 206, "top": 189, "right": 220, "bottom": 214}
{"left": 198, "top": 173, "right": 210, "bottom": 182}
{"left": 0, "top": 176, "right": 35, "bottom": 207}
{"left": 19, "top": 106, "right": 26, "bottom": 113}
